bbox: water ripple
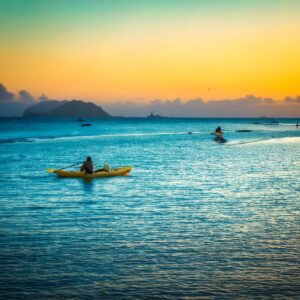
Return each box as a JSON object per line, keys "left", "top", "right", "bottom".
{"left": 0, "top": 118, "right": 299, "bottom": 298}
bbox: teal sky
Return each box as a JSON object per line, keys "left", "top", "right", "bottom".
{"left": 1, "top": 0, "right": 299, "bottom": 45}
{"left": 1, "top": 0, "right": 299, "bottom": 26}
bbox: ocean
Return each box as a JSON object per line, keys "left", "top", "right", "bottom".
{"left": 0, "top": 117, "right": 299, "bottom": 299}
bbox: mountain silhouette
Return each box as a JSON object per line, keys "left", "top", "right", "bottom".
{"left": 23, "top": 100, "right": 110, "bottom": 118}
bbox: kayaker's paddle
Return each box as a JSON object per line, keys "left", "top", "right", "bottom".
{"left": 46, "top": 162, "right": 83, "bottom": 173}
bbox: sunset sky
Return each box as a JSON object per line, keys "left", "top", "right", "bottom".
{"left": 1, "top": 0, "right": 300, "bottom": 103}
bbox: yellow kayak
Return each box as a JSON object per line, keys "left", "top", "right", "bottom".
{"left": 53, "top": 166, "right": 132, "bottom": 178}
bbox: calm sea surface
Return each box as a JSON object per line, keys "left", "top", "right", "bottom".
{"left": 0, "top": 118, "right": 299, "bottom": 299}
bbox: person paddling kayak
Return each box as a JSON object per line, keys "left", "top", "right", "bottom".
{"left": 80, "top": 156, "right": 93, "bottom": 174}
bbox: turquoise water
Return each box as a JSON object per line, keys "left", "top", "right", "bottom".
{"left": 0, "top": 118, "right": 299, "bottom": 299}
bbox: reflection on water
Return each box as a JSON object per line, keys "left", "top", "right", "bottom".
{"left": 82, "top": 177, "right": 94, "bottom": 186}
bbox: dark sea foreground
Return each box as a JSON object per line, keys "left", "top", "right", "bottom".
{"left": 0, "top": 118, "right": 299, "bottom": 299}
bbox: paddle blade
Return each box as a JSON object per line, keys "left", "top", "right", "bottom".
{"left": 46, "top": 168, "right": 56, "bottom": 173}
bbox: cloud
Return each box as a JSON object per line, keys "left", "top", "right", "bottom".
{"left": 0, "top": 84, "right": 36, "bottom": 116}
{"left": 186, "top": 98, "right": 204, "bottom": 106}
{"left": 263, "top": 98, "right": 276, "bottom": 104}
{"left": 17, "top": 90, "right": 35, "bottom": 103}
{"left": 0, "top": 84, "right": 15, "bottom": 102}
{"left": 103, "top": 95, "right": 300, "bottom": 118}
{"left": 38, "top": 94, "right": 49, "bottom": 102}
{"left": 0, "top": 83, "right": 41, "bottom": 104}
{"left": 284, "top": 96, "right": 300, "bottom": 103}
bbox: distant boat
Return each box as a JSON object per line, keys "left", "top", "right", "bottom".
{"left": 81, "top": 123, "right": 91, "bottom": 127}
{"left": 76, "top": 118, "right": 86, "bottom": 122}
{"left": 264, "top": 119, "right": 279, "bottom": 125}
{"left": 147, "top": 112, "right": 169, "bottom": 119}
{"left": 236, "top": 130, "right": 252, "bottom": 132}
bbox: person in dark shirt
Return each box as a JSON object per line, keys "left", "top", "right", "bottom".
{"left": 215, "top": 126, "right": 222, "bottom": 134}
{"left": 215, "top": 126, "right": 223, "bottom": 138}
{"left": 213, "top": 126, "right": 227, "bottom": 142}
{"left": 80, "top": 156, "right": 93, "bottom": 174}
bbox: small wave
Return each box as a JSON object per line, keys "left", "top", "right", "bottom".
{"left": 260, "top": 136, "right": 300, "bottom": 144}
{"left": 1, "top": 131, "right": 204, "bottom": 144}
{"left": 46, "top": 131, "right": 203, "bottom": 141}
{"left": 57, "top": 131, "right": 203, "bottom": 140}
{"left": 0, "top": 135, "right": 72, "bottom": 144}
{"left": 227, "top": 138, "right": 272, "bottom": 146}
{"left": 0, "top": 137, "right": 34, "bottom": 144}
{"left": 280, "top": 123, "right": 300, "bottom": 126}
{"left": 229, "top": 136, "right": 300, "bottom": 146}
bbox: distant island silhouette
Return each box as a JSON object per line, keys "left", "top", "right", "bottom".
{"left": 23, "top": 100, "right": 110, "bottom": 118}
{"left": 147, "top": 112, "right": 169, "bottom": 119}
